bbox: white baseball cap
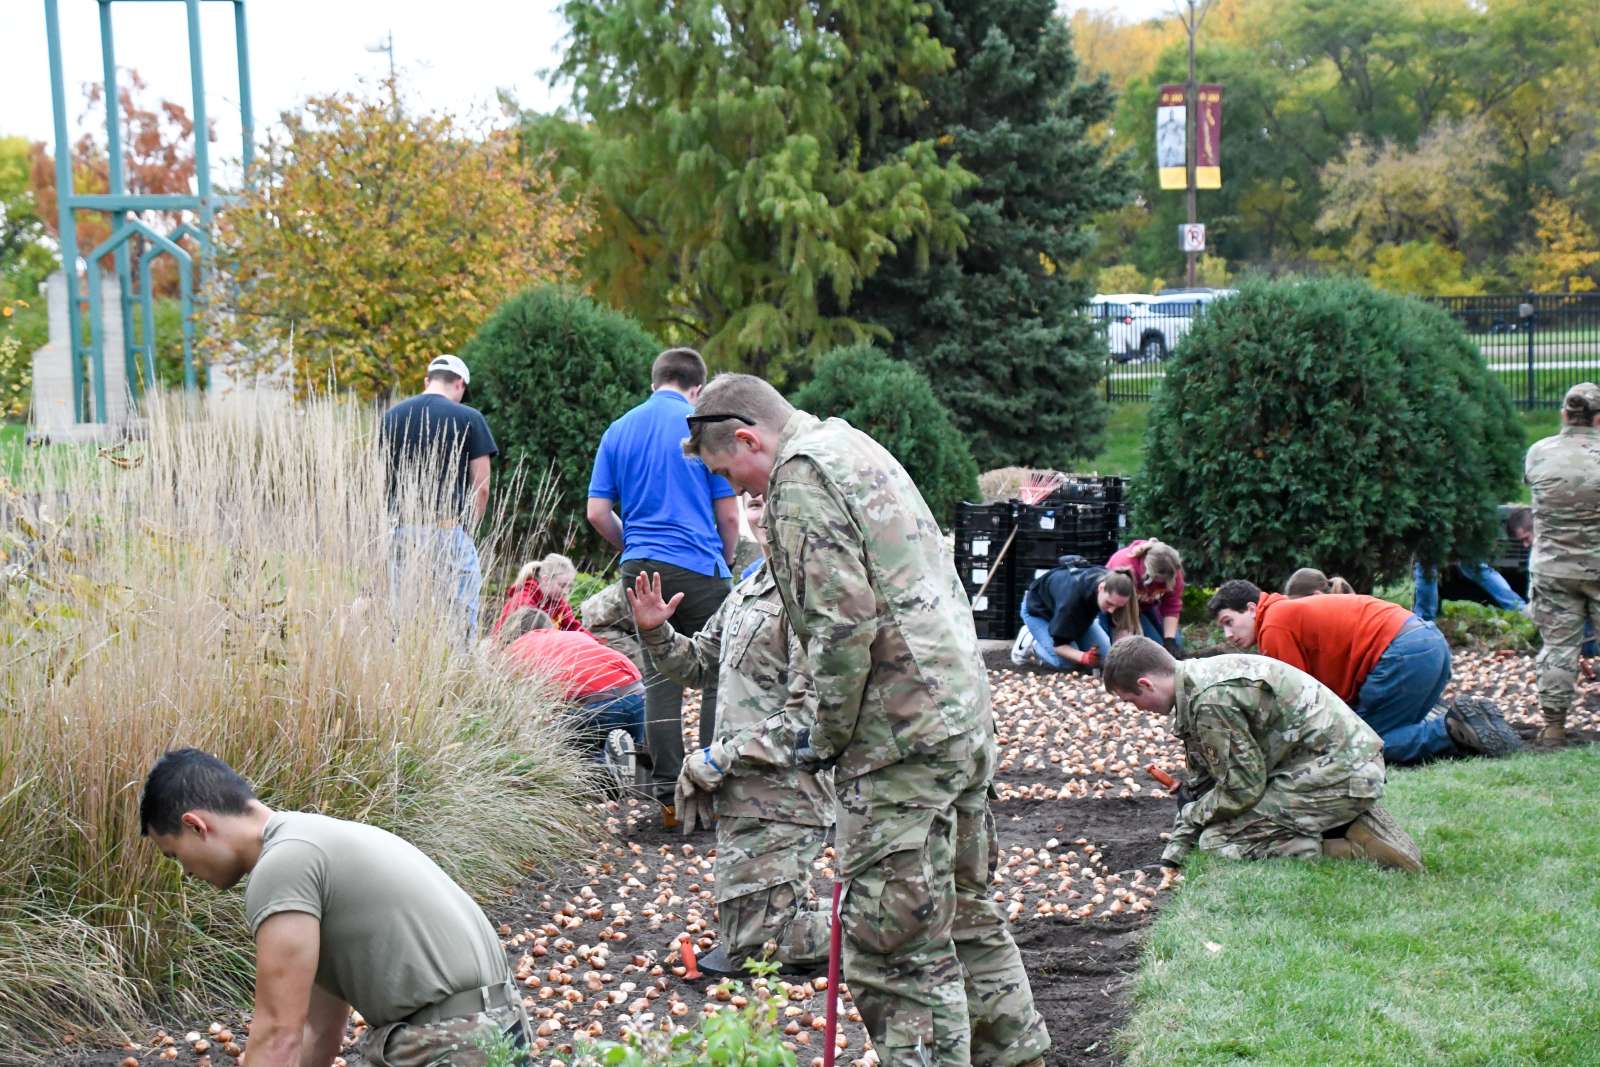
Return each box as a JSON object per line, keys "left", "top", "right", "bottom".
{"left": 427, "top": 354, "right": 470, "bottom": 384}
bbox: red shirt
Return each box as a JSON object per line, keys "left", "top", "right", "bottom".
{"left": 1253, "top": 592, "right": 1410, "bottom": 704}
{"left": 492, "top": 577, "right": 590, "bottom": 637}
{"left": 505, "top": 629, "right": 641, "bottom": 701}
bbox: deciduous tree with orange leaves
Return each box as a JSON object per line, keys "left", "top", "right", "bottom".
{"left": 205, "top": 83, "right": 590, "bottom": 399}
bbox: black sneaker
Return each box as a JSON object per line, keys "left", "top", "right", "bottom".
{"left": 1444, "top": 697, "right": 1524, "bottom": 758}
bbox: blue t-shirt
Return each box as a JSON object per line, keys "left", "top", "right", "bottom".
{"left": 589, "top": 390, "right": 735, "bottom": 577}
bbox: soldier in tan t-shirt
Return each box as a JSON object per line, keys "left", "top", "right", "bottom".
{"left": 140, "top": 749, "right": 528, "bottom": 1067}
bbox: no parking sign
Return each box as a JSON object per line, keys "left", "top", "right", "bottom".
{"left": 1179, "top": 224, "right": 1206, "bottom": 253}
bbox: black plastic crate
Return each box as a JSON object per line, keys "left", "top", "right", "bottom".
{"left": 954, "top": 501, "right": 1015, "bottom": 535}
{"left": 1045, "top": 475, "right": 1127, "bottom": 506}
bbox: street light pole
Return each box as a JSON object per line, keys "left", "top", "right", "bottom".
{"left": 1184, "top": 0, "right": 1199, "bottom": 287}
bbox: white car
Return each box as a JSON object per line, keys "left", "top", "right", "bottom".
{"left": 1111, "top": 288, "right": 1237, "bottom": 363}
{"left": 1089, "top": 293, "right": 1154, "bottom": 358}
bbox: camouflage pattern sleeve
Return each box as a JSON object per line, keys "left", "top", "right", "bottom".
{"left": 767, "top": 470, "right": 879, "bottom": 761}
{"left": 638, "top": 598, "right": 730, "bottom": 690}
{"left": 1164, "top": 695, "right": 1269, "bottom": 865}
{"left": 722, "top": 622, "right": 817, "bottom": 774}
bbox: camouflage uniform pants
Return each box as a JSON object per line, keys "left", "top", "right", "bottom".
{"left": 1530, "top": 573, "right": 1600, "bottom": 726}
{"left": 364, "top": 1000, "right": 531, "bottom": 1067}
{"left": 835, "top": 731, "right": 1050, "bottom": 1067}
{"left": 715, "top": 815, "right": 830, "bottom": 965}
{"left": 1196, "top": 759, "right": 1385, "bottom": 861}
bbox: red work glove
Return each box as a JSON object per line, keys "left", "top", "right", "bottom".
{"left": 1080, "top": 646, "right": 1101, "bottom": 668}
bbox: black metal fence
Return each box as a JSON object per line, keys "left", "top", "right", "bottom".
{"left": 1092, "top": 292, "right": 1600, "bottom": 408}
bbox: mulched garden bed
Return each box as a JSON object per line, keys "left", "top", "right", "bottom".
{"left": 74, "top": 650, "right": 1597, "bottom": 1067}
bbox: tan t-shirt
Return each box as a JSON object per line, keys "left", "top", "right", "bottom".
{"left": 244, "top": 811, "right": 508, "bottom": 1026}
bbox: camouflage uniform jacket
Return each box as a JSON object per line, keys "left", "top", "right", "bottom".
{"left": 580, "top": 580, "right": 645, "bottom": 672}
{"left": 766, "top": 413, "right": 993, "bottom": 783}
{"left": 639, "top": 562, "right": 834, "bottom": 826}
{"left": 1164, "top": 655, "right": 1384, "bottom": 865}
{"left": 1526, "top": 426, "right": 1600, "bottom": 580}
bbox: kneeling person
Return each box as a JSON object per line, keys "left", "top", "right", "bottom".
{"left": 1103, "top": 638, "right": 1423, "bottom": 872}
{"left": 628, "top": 495, "right": 833, "bottom": 973}
{"left": 1012, "top": 563, "right": 1134, "bottom": 670}
{"left": 140, "top": 749, "right": 528, "bottom": 1067}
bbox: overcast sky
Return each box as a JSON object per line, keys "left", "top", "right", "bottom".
{"left": 3, "top": 1, "right": 1179, "bottom": 167}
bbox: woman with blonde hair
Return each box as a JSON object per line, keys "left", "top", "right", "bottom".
{"left": 492, "top": 552, "right": 591, "bottom": 637}
{"left": 1284, "top": 568, "right": 1356, "bottom": 598}
{"left": 1103, "top": 538, "right": 1186, "bottom": 654}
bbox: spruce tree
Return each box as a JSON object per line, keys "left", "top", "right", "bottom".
{"left": 850, "top": 0, "right": 1129, "bottom": 470}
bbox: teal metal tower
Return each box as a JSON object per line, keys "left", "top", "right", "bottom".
{"left": 44, "top": 0, "right": 255, "bottom": 423}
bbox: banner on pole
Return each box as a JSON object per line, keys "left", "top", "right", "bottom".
{"left": 1196, "top": 84, "right": 1222, "bottom": 189}
{"left": 1155, "top": 84, "right": 1223, "bottom": 190}
{"left": 1156, "top": 84, "right": 1187, "bottom": 190}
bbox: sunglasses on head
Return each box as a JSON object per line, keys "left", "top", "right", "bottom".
{"left": 686, "top": 412, "right": 756, "bottom": 427}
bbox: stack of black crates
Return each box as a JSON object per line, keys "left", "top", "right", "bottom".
{"left": 953, "top": 476, "right": 1129, "bottom": 640}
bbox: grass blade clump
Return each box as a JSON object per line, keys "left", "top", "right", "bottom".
{"left": 0, "top": 393, "right": 592, "bottom": 1056}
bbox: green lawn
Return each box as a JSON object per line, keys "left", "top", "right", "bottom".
{"left": 1121, "top": 747, "right": 1600, "bottom": 1065}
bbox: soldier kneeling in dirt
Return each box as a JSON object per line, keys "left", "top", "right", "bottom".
{"left": 628, "top": 494, "right": 834, "bottom": 975}
{"left": 140, "top": 749, "right": 530, "bottom": 1066}
{"left": 1103, "top": 637, "right": 1425, "bottom": 873}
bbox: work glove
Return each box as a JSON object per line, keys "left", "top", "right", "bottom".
{"left": 684, "top": 743, "right": 729, "bottom": 792}
{"left": 1079, "top": 646, "right": 1101, "bottom": 669}
{"left": 1171, "top": 780, "right": 1197, "bottom": 807}
{"left": 793, "top": 728, "right": 836, "bottom": 774}
{"left": 673, "top": 773, "right": 715, "bottom": 835}
{"left": 1162, "top": 637, "right": 1185, "bottom": 660}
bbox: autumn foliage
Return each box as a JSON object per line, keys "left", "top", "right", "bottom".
{"left": 204, "top": 87, "right": 590, "bottom": 399}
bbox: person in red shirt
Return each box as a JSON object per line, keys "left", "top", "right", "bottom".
{"left": 492, "top": 554, "right": 591, "bottom": 637}
{"left": 1206, "top": 580, "right": 1521, "bottom": 763}
{"left": 501, "top": 608, "right": 643, "bottom": 789}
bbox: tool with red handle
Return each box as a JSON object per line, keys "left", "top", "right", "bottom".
{"left": 1145, "top": 764, "right": 1178, "bottom": 792}
{"left": 822, "top": 880, "right": 843, "bottom": 1067}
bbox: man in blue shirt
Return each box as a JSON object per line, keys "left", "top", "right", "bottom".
{"left": 588, "top": 348, "right": 739, "bottom": 821}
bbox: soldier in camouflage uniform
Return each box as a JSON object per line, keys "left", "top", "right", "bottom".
{"left": 627, "top": 495, "right": 834, "bottom": 971}
{"left": 1525, "top": 382, "right": 1600, "bottom": 746}
{"left": 681, "top": 375, "right": 1050, "bottom": 1067}
{"left": 1103, "top": 637, "right": 1423, "bottom": 871}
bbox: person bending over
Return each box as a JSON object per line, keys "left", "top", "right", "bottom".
{"left": 1103, "top": 637, "right": 1422, "bottom": 872}
{"left": 1208, "top": 580, "right": 1520, "bottom": 763}
{"left": 1011, "top": 563, "right": 1134, "bottom": 671}
{"left": 141, "top": 749, "right": 528, "bottom": 1067}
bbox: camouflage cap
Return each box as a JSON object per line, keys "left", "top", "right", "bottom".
{"left": 1563, "top": 381, "right": 1600, "bottom": 411}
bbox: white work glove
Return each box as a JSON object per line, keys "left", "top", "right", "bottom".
{"left": 684, "top": 743, "right": 730, "bottom": 792}
{"left": 673, "top": 771, "right": 715, "bottom": 835}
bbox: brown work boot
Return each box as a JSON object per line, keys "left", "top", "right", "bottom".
{"left": 1322, "top": 805, "right": 1424, "bottom": 873}
{"left": 1535, "top": 720, "right": 1568, "bottom": 749}
{"left": 661, "top": 803, "right": 679, "bottom": 830}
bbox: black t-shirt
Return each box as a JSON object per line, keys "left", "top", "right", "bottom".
{"left": 1024, "top": 564, "right": 1109, "bottom": 645}
{"left": 380, "top": 394, "right": 498, "bottom": 517}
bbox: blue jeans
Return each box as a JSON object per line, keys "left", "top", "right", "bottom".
{"left": 1413, "top": 560, "right": 1526, "bottom": 620}
{"left": 1021, "top": 593, "right": 1111, "bottom": 669}
{"left": 576, "top": 689, "right": 646, "bottom": 758}
{"left": 390, "top": 525, "right": 483, "bottom": 646}
{"left": 1097, "top": 605, "right": 1184, "bottom": 649}
{"left": 1354, "top": 618, "right": 1454, "bottom": 764}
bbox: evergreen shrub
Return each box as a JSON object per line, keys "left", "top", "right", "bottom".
{"left": 792, "top": 344, "right": 980, "bottom": 525}
{"left": 1133, "top": 277, "right": 1522, "bottom": 588}
{"left": 463, "top": 287, "right": 658, "bottom": 564}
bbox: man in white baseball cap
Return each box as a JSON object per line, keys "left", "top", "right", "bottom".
{"left": 380, "top": 353, "right": 499, "bottom": 644}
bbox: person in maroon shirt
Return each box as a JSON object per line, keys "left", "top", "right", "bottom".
{"left": 492, "top": 554, "right": 590, "bottom": 637}
{"left": 1104, "top": 539, "right": 1186, "bottom": 654}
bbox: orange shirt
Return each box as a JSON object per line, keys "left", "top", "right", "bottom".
{"left": 505, "top": 629, "right": 641, "bottom": 701}
{"left": 1253, "top": 592, "right": 1410, "bottom": 704}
